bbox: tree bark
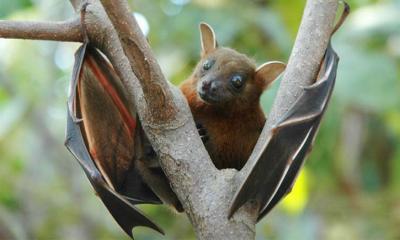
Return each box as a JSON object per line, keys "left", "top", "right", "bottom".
{"left": 0, "top": 18, "right": 82, "bottom": 42}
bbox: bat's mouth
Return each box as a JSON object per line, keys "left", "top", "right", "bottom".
{"left": 198, "top": 90, "right": 219, "bottom": 104}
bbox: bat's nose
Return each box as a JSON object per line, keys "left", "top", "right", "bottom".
{"left": 198, "top": 79, "right": 220, "bottom": 104}
{"left": 201, "top": 80, "right": 211, "bottom": 91}
{"left": 201, "top": 80, "right": 217, "bottom": 94}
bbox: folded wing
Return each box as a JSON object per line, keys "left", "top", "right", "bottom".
{"left": 65, "top": 44, "right": 163, "bottom": 238}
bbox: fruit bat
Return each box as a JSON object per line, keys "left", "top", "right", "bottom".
{"left": 64, "top": 2, "right": 348, "bottom": 238}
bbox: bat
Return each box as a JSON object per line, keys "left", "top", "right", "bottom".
{"left": 64, "top": 2, "right": 349, "bottom": 238}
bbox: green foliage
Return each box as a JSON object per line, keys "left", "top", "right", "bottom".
{"left": 0, "top": 0, "right": 32, "bottom": 18}
{"left": 0, "top": 0, "right": 399, "bottom": 239}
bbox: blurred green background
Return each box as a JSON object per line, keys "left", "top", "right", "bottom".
{"left": 0, "top": 0, "right": 399, "bottom": 239}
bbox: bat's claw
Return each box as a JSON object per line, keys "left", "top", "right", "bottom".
{"left": 196, "top": 123, "right": 209, "bottom": 143}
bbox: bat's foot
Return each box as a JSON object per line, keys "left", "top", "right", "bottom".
{"left": 196, "top": 123, "right": 209, "bottom": 143}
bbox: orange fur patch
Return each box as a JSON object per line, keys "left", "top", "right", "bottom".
{"left": 86, "top": 56, "right": 136, "bottom": 135}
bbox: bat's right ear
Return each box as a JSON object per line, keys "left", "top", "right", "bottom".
{"left": 255, "top": 61, "right": 286, "bottom": 90}
{"left": 200, "top": 22, "right": 218, "bottom": 55}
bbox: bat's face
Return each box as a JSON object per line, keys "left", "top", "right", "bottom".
{"left": 194, "top": 47, "right": 261, "bottom": 107}
{"left": 193, "top": 23, "right": 284, "bottom": 110}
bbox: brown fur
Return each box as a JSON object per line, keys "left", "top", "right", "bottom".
{"left": 180, "top": 47, "right": 266, "bottom": 170}
{"left": 180, "top": 23, "right": 285, "bottom": 170}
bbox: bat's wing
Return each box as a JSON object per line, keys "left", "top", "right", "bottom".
{"left": 228, "top": 42, "right": 338, "bottom": 219}
{"left": 256, "top": 43, "right": 338, "bottom": 220}
{"left": 65, "top": 43, "right": 163, "bottom": 237}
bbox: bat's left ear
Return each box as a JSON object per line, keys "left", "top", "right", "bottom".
{"left": 199, "top": 22, "right": 218, "bottom": 55}
{"left": 255, "top": 61, "right": 286, "bottom": 89}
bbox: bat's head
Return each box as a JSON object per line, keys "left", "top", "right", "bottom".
{"left": 194, "top": 22, "right": 286, "bottom": 109}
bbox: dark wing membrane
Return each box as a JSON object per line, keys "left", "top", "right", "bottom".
{"left": 65, "top": 109, "right": 163, "bottom": 237}
{"left": 256, "top": 44, "right": 338, "bottom": 220}
{"left": 74, "top": 45, "right": 160, "bottom": 204}
{"left": 229, "top": 43, "right": 338, "bottom": 219}
{"left": 65, "top": 44, "right": 163, "bottom": 238}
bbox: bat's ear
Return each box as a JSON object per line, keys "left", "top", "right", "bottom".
{"left": 255, "top": 61, "right": 286, "bottom": 89}
{"left": 199, "top": 22, "right": 218, "bottom": 55}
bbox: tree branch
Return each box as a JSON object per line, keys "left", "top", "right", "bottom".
{"left": 0, "top": 17, "right": 82, "bottom": 42}
{"left": 98, "top": 0, "right": 177, "bottom": 124}
{"left": 77, "top": 1, "right": 256, "bottom": 239}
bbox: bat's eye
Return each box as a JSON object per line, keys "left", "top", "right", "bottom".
{"left": 230, "top": 74, "right": 244, "bottom": 90}
{"left": 202, "top": 59, "right": 214, "bottom": 71}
